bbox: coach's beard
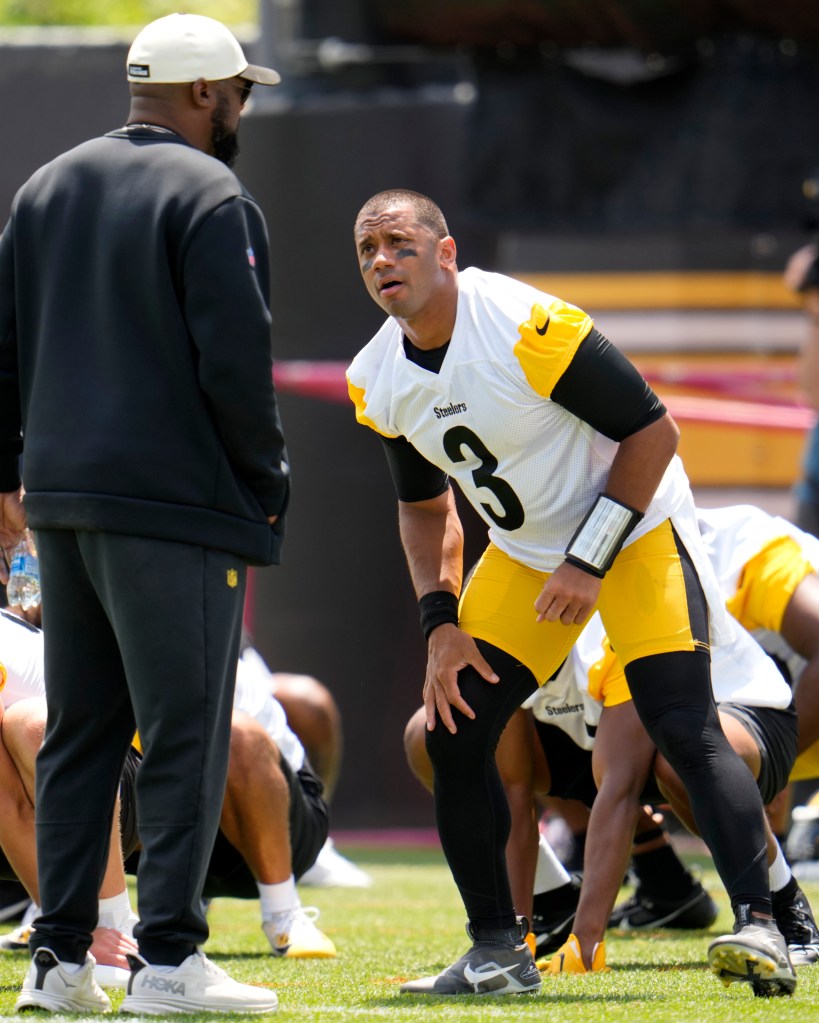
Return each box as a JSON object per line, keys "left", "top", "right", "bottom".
{"left": 211, "top": 95, "right": 240, "bottom": 167}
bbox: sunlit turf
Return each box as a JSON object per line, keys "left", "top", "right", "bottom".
{"left": 0, "top": 843, "right": 816, "bottom": 1022}
{"left": 0, "top": 2, "right": 257, "bottom": 29}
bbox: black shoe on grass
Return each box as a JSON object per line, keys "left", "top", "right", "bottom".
{"left": 532, "top": 876, "right": 581, "bottom": 956}
{"left": 401, "top": 920, "right": 541, "bottom": 995}
{"left": 609, "top": 881, "right": 718, "bottom": 930}
{"left": 773, "top": 880, "right": 819, "bottom": 966}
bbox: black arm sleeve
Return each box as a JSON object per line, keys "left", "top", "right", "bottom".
{"left": 550, "top": 327, "right": 666, "bottom": 441}
{"left": 379, "top": 434, "right": 450, "bottom": 503}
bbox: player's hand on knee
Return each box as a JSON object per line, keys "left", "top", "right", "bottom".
{"left": 423, "top": 625, "right": 499, "bottom": 734}
{"left": 535, "top": 562, "right": 600, "bottom": 625}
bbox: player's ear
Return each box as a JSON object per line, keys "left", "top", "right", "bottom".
{"left": 440, "top": 235, "right": 457, "bottom": 268}
{"left": 190, "top": 78, "right": 212, "bottom": 108}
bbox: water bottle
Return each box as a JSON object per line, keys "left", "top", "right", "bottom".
{"left": 6, "top": 533, "right": 41, "bottom": 610}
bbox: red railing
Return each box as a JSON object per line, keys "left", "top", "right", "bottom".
{"left": 271, "top": 360, "right": 817, "bottom": 430}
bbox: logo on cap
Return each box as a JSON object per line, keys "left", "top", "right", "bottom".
{"left": 128, "top": 63, "right": 150, "bottom": 78}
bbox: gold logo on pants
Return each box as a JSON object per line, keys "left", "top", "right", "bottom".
{"left": 226, "top": 569, "right": 238, "bottom": 588}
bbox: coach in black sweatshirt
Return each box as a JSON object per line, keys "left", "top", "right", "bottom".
{"left": 0, "top": 14, "right": 288, "bottom": 1014}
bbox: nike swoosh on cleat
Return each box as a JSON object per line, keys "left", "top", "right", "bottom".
{"left": 535, "top": 314, "right": 550, "bottom": 335}
{"left": 463, "top": 962, "right": 518, "bottom": 988}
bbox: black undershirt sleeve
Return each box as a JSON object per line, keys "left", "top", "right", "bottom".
{"left": 380, "top": 434, "right": 450, "bottom": 503}
{"left": 550, "top": 327, "right": 666, "bottom": 441}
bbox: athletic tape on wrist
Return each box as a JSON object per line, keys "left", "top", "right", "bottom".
{"left": 564, "top": 493, "right": 643, "bottom": 578}
{"left": 418, "top": 590, "right": 459, "bottom": 640}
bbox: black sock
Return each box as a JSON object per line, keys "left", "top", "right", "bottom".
{"left": 532, "top": 879, "right": 580, "bottom": 915}
{"left": 772, "top": 876, "right": 799, "bottom": 907}
{"left": 564, "top": 830, "right": 586, "bottom": 873}
{"left": 631, "top": 844, "right": 696, "bottom": 899}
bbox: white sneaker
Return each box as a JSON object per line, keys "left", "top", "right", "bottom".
{"left": 0, "top": 922, "right": 32, "bottom": 952}
{"left": 120, "top": 949, "right": 278, "bottom": 1014}
{"left": 15, "top": 946, "right": 112, "bottom": 1013}
{"left": 263, "top": 906, "right": 337, "bottom": 958}
{"left": 0, "top": 901, "right": 38, "bottom": 951}
{"left": 21, "top": 900, "right": 38, "bottom": 928}
{"left": 299, "top": 838, "right": 373, "bottom": 889}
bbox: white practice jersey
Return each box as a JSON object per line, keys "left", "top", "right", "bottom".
{"left": 236, "top": 646, "right": 305, "bottom": 773}
{"left": 521, "top": 648, "right": 599, "bottom": 751}
{"left": 0, "top": 616, "right": 304, "bottom": 771}
{"left": 0, "top": 609, "right": 47, "bottom": 707}
{"left": 565, "top": 611, "right": 791, "bottom": 713}
{"left": 527, "top": 504, "right": 804, "bottom": 744}
{"left": 527, "top": 607, "right": 791, "bottom": 741}
{"left": 348, "top": 267, "right": 731, "bottom": 644}
{"left": 707, "top": 622, "right": 793, "bottom": 710}
{"left": 697, "top": 503, "right": 819, "bottom": 599}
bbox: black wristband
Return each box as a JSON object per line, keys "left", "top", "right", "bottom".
{"left": 419, "top": 590, "right": 459, "bottom": 640}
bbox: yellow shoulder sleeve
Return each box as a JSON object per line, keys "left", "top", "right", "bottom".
{"left": 513, "top": 299, "right": 594, "bottom": 398}
{"left": 346, "top": 377, "right": 399, "bottom": 438}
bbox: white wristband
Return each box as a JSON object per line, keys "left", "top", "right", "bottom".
{"left": 565, "top": 494, "right": 643, "bottom": 578}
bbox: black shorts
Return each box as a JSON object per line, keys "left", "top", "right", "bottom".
{"left": 719, "top": 701, "right": 798, "bottom": 805}
{"left": 533, "top": 719, "right": 598, "bottom": 806}
{"left": 201, "top": 756, "right": 329, "bottom": 899}
{"left": 533, "top": 719, "right": 664, "bottom": 807}
{"left": 123, "top": 756, "right": 329, "bottom": 897}
{"left": 119, "top": 746, "right": 141, "bottom": 859}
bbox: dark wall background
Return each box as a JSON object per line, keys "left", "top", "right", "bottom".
{"left": 3, "top": 2, "right": 819, "bottom": 826}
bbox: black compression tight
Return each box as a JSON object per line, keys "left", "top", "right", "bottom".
{"left": 424, "top": 640, "right": 538, "bottom": 931}
{"left": 626, "top": 650, "right": 770, "bottom": 912}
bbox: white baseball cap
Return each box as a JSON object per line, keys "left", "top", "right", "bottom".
{"left": 126, "top": 13, "right": 281, "bottom": 86}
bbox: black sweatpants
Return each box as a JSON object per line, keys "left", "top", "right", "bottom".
{"left": 32, "top": 529, "right": 246, "bottom": 966}
{"left": 201, "top": 759, "right": 328, "bottom": 897}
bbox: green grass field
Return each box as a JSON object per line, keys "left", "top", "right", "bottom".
{"left": 0, "top": 843, "right": 816, "bottom": 1021}
{"left": 0, "top": 2, "right": 258, "bottom": 29}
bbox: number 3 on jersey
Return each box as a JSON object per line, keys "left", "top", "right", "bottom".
{"left": 443, "top": 425, "right": 525, "bottom": 530}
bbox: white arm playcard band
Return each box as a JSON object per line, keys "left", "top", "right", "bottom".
{"left": 564, "top": 493, "right": 643, "bottom": 578}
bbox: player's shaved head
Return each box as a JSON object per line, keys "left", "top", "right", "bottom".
{"left": 356, "top": 190, "right": 449, "bottom": 239}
